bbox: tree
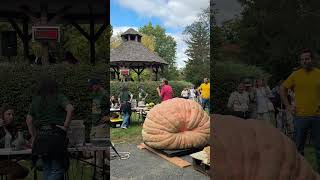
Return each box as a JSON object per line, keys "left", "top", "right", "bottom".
{"left": 237, "top": 0, "right": 320, "bottom": 82}
{"left": 138, "top": 22, "right": 179, "bottom": 80}
{"left": 183, "top": 7, "right": 210, "bottom": 84}
{"left": 110, "top": 31, "right": 155, "bottom": 52}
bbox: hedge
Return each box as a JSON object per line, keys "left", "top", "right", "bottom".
{"left": 0, "top": 63, "right": 107, "bottom": 125}
{"left": 212, "top": 61, "right": 269, "bottom": 114}
{"left": 110, "top": 81, "right": 193, "bottom": 104}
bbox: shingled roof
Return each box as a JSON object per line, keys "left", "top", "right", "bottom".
{"left": 111, "top": 28, "right": 168, "bottom": 67}
{"left": 121, "top": 28, "right": 142, "bottom": 37}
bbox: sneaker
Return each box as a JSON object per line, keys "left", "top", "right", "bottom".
{"left": 122, "top": 127, "right": 128, "bottom": 129}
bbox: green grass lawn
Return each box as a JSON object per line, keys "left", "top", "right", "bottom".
{"left": 111, "top": 112, "right": 143, "bottom": 143}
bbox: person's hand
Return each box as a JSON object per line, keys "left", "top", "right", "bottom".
{"left": 56, "top": 125, "right": 68, "bottom": 132}
{"left": 29, "top": 136, "right": 35, "bottom": 147}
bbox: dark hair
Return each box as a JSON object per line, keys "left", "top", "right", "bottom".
{"left": 38, "top": 78, "right": 59, "bottom": 107}
{"left": 0, "top": 104, "right": 13, "bottom": 120}
{"left": 301, "top": 48, "right": 313, "bottom": 58}
{"left": 163, "top": 79, "right": 168, "bottom": 85}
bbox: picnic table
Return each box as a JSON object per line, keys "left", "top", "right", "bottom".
{"left": 0, "top": 144, "right": 110, "bottom": 180}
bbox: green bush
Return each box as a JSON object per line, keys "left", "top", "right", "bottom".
{"left": 0, "top": 63, "right": 107, "bottom": 124}
{"left": 110, "top": 81, "right": 193, "bottom": 104}
{"left": 212, "top": 61, "right": 269, "bottom": 114}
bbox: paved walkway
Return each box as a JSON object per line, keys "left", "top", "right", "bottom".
{"left": 110, "top": 143, "right": 209, "bottom": 180}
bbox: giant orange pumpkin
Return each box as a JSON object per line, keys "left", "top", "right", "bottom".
{"left": 142, "top": 98, "right": 210, "bottom": 150}
{"left": 213, "top": 114, "right": 320, "bottom": 180}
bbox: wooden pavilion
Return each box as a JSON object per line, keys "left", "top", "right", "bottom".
{"left": 0, "top": 0, "right": 108, "bottom": 65}
{"left": 110, "top": 28, "right": 168, "bottom": 81}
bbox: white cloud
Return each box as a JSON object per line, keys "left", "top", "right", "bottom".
{"left": 115, "top": 0, "right": 209, "bottom": 29}
{"left": 167, "top": 32, "right": 189, "bottom": 69}
{"left": 113, "top": 26, "right": 188, "bottom": 69}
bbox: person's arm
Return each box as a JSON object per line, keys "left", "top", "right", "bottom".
{"left": 58, "top": 95, "right": 74, "bottom": 130}
{"left": 197, "top": 85, "right": 202, "bottom": 96}
{"left": 129, "top": 92, "right": 133, "bottom": 102}
{"left": 63, "top": 104, "right": 74, "bottom": 129}
{"left": 26, "top": 102, "right": 36, "bottom": 144}
{"left": 157, "top": 87, "right": 161, "bottom": 97}
{"left": 26, "top": 114, "right": 36, "bottom": 144}
{"left": 100, "top": 93, "right": 109, "bottom": 124}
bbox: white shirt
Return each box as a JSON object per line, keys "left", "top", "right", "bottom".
{"left": 189, "top": 89, "right": 196, "bottom": 98}
{"left": 255, "top": 86, "right": 273, "bottom": 113}
{"left": 181, "top": 90, "right": 189, "bottom": 98}
{"left": 228, "top": 91, "right": 249, "bottom": 112}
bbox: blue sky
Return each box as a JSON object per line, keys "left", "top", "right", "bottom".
{"left": 110, "top": 0, "right": 209, "bottom": 68}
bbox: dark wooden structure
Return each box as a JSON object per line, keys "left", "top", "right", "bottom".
{"left": 110, "top": 28, "right": 168, "bottom": 81}
{"left": 0, "top": 0, "right": 108, "bottom": 65}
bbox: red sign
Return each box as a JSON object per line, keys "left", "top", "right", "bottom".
{"left": 32, "top": 26, "right": 60, "bottom": 41}
{"left": 120, "top": 69, "right": 130, "bottom": 76}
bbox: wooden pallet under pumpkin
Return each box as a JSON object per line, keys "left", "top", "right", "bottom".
{"left": 137, "top": 143, "right": 191, "bottom": 168}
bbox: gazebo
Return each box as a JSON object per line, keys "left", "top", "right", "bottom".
{"left": 110, "top": 28, "right": 168, "bottom": 81}
{"left": 0, "top": 0, "right": 108, "bottom": 65}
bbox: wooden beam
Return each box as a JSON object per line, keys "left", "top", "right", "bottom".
{"left": 89, "top": 6, "right": 95, "bottom": 65}
{"left": 8, "top": 18, "right": 24, "bottom": 41}
{"left": 94, "top": 23, "right": 107, "bottom": 42}
{"left": 132, "top": 68, "right": 139, "bottom": 74}
{"left": 71, "top": 21, "right": 90, "bottom": 40}
{"left": 23, "top": 19, "right": 29, "bottom": 61}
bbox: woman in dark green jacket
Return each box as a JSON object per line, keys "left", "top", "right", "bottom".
{"left": 26, "top": 78, "right": 74, "bottom": 180}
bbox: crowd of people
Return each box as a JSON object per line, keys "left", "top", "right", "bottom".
{"left": 227, "top": 49, "right": 320, "bottom": 173}
{"left": 110, "top": 77, "right": 211, "bottom": 129}
{"left": 180, "top": 78, "right": 211, "bottom": 111}
{"left": 0, "top": 77, "right": 108, "bottom": 180}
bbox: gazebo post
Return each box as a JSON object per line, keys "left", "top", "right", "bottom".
{"left": 23, "top": 19, "right": 29, "bottom": 62}
{"left": 89, "top": 6, "right": 95, "bottom": 65}
{"left": 8, "top": 18, "right": 30, "bottom": 62}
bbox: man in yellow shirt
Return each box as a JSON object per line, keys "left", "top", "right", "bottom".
{"left": 198, "top": 78, "right": 210, "bottom": 111}
{"left": 280, "top": 49, "right": 320, "bottom": 172}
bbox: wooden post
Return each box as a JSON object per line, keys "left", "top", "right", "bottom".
{"left": 89, "top": 6, "right": 95, "bottom": 65}
{"left": 40, "top": 4, "right": 49, "bottom": 65}
{"left": 23, "top": 19, "right": 29, "bottom": 62}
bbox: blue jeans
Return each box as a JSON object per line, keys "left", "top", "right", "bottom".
{"left": 121, "top": 112, "right": 130, "bottom": 128}
{"left": 294, "top": 116, "right": 320, "bottom": 172}
{"left": 201, "top": 98, "right": 210, "bottom": 111}
{"left": 42, "top": 158, "right": 65, "bottom": 180}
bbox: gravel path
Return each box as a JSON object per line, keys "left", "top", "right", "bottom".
{"left": 110, "top": 143, "right": 209, "bottom": 180}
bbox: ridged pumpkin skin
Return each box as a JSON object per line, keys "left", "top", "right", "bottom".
{"left": 213, "top": 114, "right": 320, "bottom": 180}
{"left": 142, "top": 98, "right": 210, "bottom": 150}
